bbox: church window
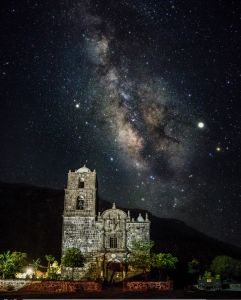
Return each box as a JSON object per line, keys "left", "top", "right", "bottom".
{"left": 110, "top": 237, "right": 117, "bottom": 248}
{"left": 76, "top": 196, "right": 84, "bottom": 210}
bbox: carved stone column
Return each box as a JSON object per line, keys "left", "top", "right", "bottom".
{"left": 123, "top": 219, "right": 126, "bottom": 249}
{"left": 123, "top": 265, "right": 126, "bottom": 278}
{"left": 101, "top": 230, "right": 105, "bottom": 250}
{"left": 97, "top": 256, "right": 104, "bottom": 277}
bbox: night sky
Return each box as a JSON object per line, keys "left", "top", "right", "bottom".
{"left": 1, "top": 0, "right": 241, "bottom": 247}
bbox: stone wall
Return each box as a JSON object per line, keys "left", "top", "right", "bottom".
{"left": 19, "top": 280, "right": 102, "bottom": 292}
{"left": 0, "top": 280, "right": 38, "bottom": 291}
{"left": 0, "top": 279, "right": 102, "bottom": 292}
{"left": 123, "top": 278, "right": 173, "bottom": 291}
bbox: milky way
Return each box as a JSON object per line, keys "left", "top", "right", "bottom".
{"left": 1, "top": 0, "right": 240, "bottom": 247}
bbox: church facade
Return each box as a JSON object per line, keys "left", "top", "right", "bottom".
{"left": 61, "top": 165, "right": 151, "bottom": 281}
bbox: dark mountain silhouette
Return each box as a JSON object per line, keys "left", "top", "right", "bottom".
{"left": 0, "top": 181, "right": 240, "bottom": 270}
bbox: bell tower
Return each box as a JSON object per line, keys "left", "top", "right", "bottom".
{"left": 63, "top": 165, "right": 97, "bottom": 217}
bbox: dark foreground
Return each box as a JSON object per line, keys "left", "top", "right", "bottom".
{"left": 1, "top": 289, "right": 241, "bottom": 299}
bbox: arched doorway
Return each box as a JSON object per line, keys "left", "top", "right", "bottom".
{"left": 106, "top": 261, "right": 123, "bottom": 284}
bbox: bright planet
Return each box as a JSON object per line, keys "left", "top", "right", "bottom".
{"left": 198, "top": 122, "right": 204, "bottom": 128}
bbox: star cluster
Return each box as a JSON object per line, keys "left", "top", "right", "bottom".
{"left": 0, "top": 0, "right": 240, "bottom": 247}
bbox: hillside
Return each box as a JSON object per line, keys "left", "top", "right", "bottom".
{"left": 0, "top": 181, "right": 240, "bottom": 268}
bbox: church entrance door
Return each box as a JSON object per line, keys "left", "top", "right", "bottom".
{"left": 107, "top": 262, "right": 123, "bottom": 284}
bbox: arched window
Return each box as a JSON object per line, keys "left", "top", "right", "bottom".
{"left": 110, "top": 237, "right": 117, "bottom": 248}
{"left": 79, "top": 178, "right": 84, "bottom": 188}
{"left": 76, "top": 196, "right": 84, "bottom": 210}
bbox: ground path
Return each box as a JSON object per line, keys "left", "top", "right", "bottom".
{"left": 1, "top": 288, "right": 241, "bottom": 299}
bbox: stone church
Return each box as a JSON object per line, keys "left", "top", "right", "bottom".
{"left": 61, "top": 165, "right": 151, "bottom": 282}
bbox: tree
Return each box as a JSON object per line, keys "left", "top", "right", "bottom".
{"left": 190, "top": 257, "right": 209, "bottom": 277}
{"left": 45, "top": 255, "right": 55, "bottom": 276}
{"left": 210, "top": 256, "right": 241, "bottom": 279}
{"left": 126, "top": 240, "right": 154, "bottom": 279}
{"left": 61, "top": 247, "right": 86, "bottom": 280}
{"left": 0, "top": 251, "right": 12, "bottom": 279}
{"left": 0, "top": 251, "right": 27, "bottom": 279}
{"left": 191, "top": 258, "right": 200, "bottom": 273}
{"left": 32, "top": 258, "right": 41, "bottom": 278}
{"left": 10, "top": 252, "right": 28, "bottom": 275}
{"left": 150, "top": 253, "right": 178, "bottom": 280}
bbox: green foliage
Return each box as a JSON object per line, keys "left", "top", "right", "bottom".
{"left": 127, "top": 255, "right": 150, "bottom": 272}
{"left": 126, "top": 240, "right": 154, "bottom": 275}
{"left": 33, "top": 258, "right": 41, "bottom": 269}
{"left": 202, "top": 271, "right": 212, "bottom": 279}
{"left": 32, "top": 258, "right": 41, "bottom": 277}
{"left": 210, "top": 255, "right": 241, "bottom": 279}
{"left": 129, "top": 240, "right": 155, "bottom": 253}
{"left": 50, "top": 260, "right": 61, "bottom": 280}
{"left": 191, "top": 258, "right": 209, "bottom": 277}
{"left": 0, "top": 251, "right": 28, "bottom": 279}
{"left": 62, "top": 248, "right": 86, "bottom": 268}
{"left": 0, "top": 251, "right": 12, "bottom": 279}
{"left": 150, "top": 253, "right": 178, "bottom": 279}
{"left": 11, "top": 252, "right": 28, "bottom": 273}
{"left": 191, "top": 259, "right": 200, "bottom": 273}
{"left": 61, "top": 247, "right": 86, "bottom": 280}
{"left": 45, "top": 255, "right": 55, "bottom": 275}
{"left": 45, "top": 255, "right": 55, "bottom": 262}
{"left": 25, "top": 274, "right": 30, "bottom": 280}
{"left": 50, "top": 261, "right": 59, "bottom": 273}
{"left": 150, "top": 253, "right": 178, "bottom": 270}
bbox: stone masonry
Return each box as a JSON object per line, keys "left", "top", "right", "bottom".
{"left": 0, "top": 279, "right": 36, "bottom": 291}
{"left": 0, "top": 279, "right": 101, "bottom": 292}
{"left": 123, "top": 278, "right": 173, "bottom": 291}
{"left": 61, "top": 165, "right": 151, "bottom": 282}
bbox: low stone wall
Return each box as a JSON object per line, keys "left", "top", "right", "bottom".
{"left": 0, "top": 279, "right": 38, "bottom": 291}
{"left": 123, "top": 278, "right": 173, "bottom": 291}
{"left": 19, "top": 279, "right": 102, "bottom": 292}
{"left": 0, "top": 279, "right": 102, "bottom": 292}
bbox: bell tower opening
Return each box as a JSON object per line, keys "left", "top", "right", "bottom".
{"left": 76, "top": 196, "right": 84, "bottom": 210}
{"left": 79, "top": 178, "right": 84, "bottom": 189}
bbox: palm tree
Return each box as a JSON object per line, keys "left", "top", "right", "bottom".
{"left": 0, "top": 251, "right": 12, "bottom": 279}
{"left": 45, "top": 255, "right": 55, "bottom": 277}
{"left": 32, "top": 259, "right": 41, "bottom": 278}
